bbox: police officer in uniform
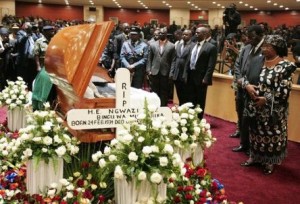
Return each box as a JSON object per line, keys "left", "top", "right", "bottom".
{"left": 120, "top": 26, "right": 149, "bottom": 88}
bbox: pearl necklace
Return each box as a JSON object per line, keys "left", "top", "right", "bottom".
{"left": 265, "top": 55, "right": 279, "bottom": 62}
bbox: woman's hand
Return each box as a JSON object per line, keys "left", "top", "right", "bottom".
{"left": 254, "top": 97, "right": 266, "bottom": 107}
{"left": 245, "top": 84, "right": 258, "bottom": 100}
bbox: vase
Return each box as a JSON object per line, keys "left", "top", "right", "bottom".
{"left": 7, "top": 107, "right": 27, "bottom": 131}
{"left": 26, "top": 158, "right": 63, "bottom": 195}
{"left": 114, "top": 177, "right": 167, "bottom": 204}
{"left": 175, "top": 145, "right": 203, "bottom": 165}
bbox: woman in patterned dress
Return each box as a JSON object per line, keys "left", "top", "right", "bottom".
{"left": 241, "top": 35, "right": 297, "bottom": 175}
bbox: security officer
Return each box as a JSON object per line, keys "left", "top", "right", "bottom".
{"left": 120, "top": 26, "right": 149, "bottom": 88}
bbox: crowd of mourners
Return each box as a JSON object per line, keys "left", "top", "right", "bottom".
{"left": 1, "top": 9, "right": 300, "bottom": 176}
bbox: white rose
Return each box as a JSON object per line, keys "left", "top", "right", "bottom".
{"left": 161, "top": 128, "right": 169, "bottom": 135}
{"left": 23, "top": 148, "right": 33, "bottom": 157}
{"left": 42, "top": 148, "right": 48, "bottom": 153}
{"left": 5, "top": 99, "right": 12, "bottom": 104}
{"left": 180, "top": 133, "right": 188, "bottom": 141}
{"left": 66, "top": 184, "right": 75, "bottom": 191}
{"left": 66, "top": 192, "right": 73, "bottom": 198}
{"left": 55, "top": 146, "right": 67, "bottom": 157}
{"left": 91, "top": 184, "right": 97, "bottom": 190}
{"left": 60, "top": 178, "right": 70, "bottom": 186}
{"left": 150, "top": 172, "right": 162, "bottom": 184}
{"left": 104, "top": 146, "right": 111, "bottom": 155}
{"left": 54, "top": 135, "right": 62, "bottom": 144}
{"left": 181, "top": 113, "right": 189, "bottom": 119}
{"left": 152, "top": 120, "right": 161, "bottom": 130}
{"left": 110, "top": 139, "right": 119, "bottom": 146}
{"left": 50, "top": 183, "right": 58, "bottom": 189}
{"left": 151, "top": 145, "right": 159, "bottom": 153}
{"left": 139, "top": 124, "right": 147, "bottom": 131}
{"left": 2, "top": 150, "right": 8, "bottom": 156}
{"left": 138, "top": 136, "right": 145, "bottom": 142}
{"left": 194, "top": 126, "right": 201, "bottom": 135}
{"left": 32, "top": 137, "right": 42, "bottom": 142}
{"left": 109, "top": 155, "right": 117, "bottom": 161}
{"left": 114, "top": 165, "right": 124, "bottom": 180}
{"left": 73, "top": 172, "right": 81, "bottom": 177}
{"left": 43, "top": 136, "right": 53, "bottom": 146}
{"left": 42, "top": 124, "right": 52, "bottom": 133}
{"left": 170, "top": 127, "right": 179, "bottom": 135}
{"left": 163, "top": 144, "right": 174, "bottom": 154}
{"left": 142, "top": 146, "right": 152, "bottom": 156}
{"left": 138, "top": 171, "right": 147, "bottom": 181}
{"left": 47, "top": 189, "right": 56, "bottom": 197}
{"left": 159, "top": 157, "right": 168, "bottom": 167}
{"left": 99, "top": 159, "right": 106, "bottom": 168}
{"left": 148, "top": 105, "right": 157, "bottom": 112}
{"left": 128, "top": 152, "right": 138, "bottom": 161}
{"left": 99, "top": 182, "right": 107, "bottom": 188}
{"left": 205, "top": 140, "right": 212, "bottom": 148}
{"left": 180, "top": 119, "right": 187, "bottom": 126}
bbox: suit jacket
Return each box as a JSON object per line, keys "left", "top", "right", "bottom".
{"left": 146, "top": 40, "right": 175, "bottom": 76}
{"left": 170, "top": 40, "right": 195, "bottom": 81}
{"left": 234, "top": 44, "right": 264, "bottom": 86}
{"left": 207, "top": 38, "right": 218, "bottom": 48}
{"left": 113, "top": 33, "right": 128, "bottom": 60}
{"left": 184, "top": 41, "right": 218, "bottom": 85}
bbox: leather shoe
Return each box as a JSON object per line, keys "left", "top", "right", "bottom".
{"left": 263, "top": 164, "right": 274, "bottom": 175}
{"left": 241, "top": 161, "right": 255, "bottom": 167}
{"left": 229, "top": 131, "right": 240, "bottom": 138}
{"left": 232, "top": 145, "right": 248, "bottom": 152}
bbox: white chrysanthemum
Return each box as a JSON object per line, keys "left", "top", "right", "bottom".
{"left": 122, "top": 134, "right": 133, "bottom": 143}
{"left": 104, "top": 146, "right": 111, "bottom": 155}
{"left": 138, "top": 171, "right": 147, "bottom": 181}
{"left": 92, "top": 151, "right": 102, "bottom": 162}
{"left": 54, "top": 135, "right": 62, "bottom": 144}
{"left": 66, "top": 184, "right": 75, "bottom": 191}
{"left": 42, "top": 148, "right": 48, "bottom": 153}
{"left": 159, "top": 157, "right": 168, "bottom": 166}
{"left": 5, "top": 98, "right": 12, "bottom": 104}
{"left": 42, "top": 124, "right": 52, "bottom": 133}
{"left": 152, "top": 119, "right": 161, "bottom": 130}
{"left": 150, "top": 172, "right": 162, "bottom": 184}
{"left": 66, "top": 192, "right": 73, "bottom": 198}
{"left": 194, "top": 126, "right": 201, "bottom": 135}
{"left": 169, "top": 121, "right": 179, "bottom": 128}
{"left": 181, "top": 113, "right": 189, "bottom": 119}
{"left": 172, "top": 112, "right": 180, "bottom": 121}
{"left": 73, "top": 172, "right": 81, "bottom": 177}
{"left": 128, "top": 152, "right": 138, "bottom": 161}
{"left": 110, "top": 139, "right": 119, "bottom": 146}
{"left": 2, "top": 150, "right": 8, "bottom": 156}
{"left": 32, "top": 137, "right": 42, "bottom": 142}
{"left": 114, "top": 165, "right": 124, "bottom": 179}
{"left": 161, "top": 128, "right": 169, "bottom": 135}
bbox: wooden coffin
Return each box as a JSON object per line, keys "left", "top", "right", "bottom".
{"left": 45, "top": 22, "right": 115, "bottom": 142}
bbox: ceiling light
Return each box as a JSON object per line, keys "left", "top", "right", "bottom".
{"left": 162, "top": 1, "right": 166, "bottom": 3}
{"left": 254, "top": 8, "right": 258, "bottom": 10}
{"left": 285, "top": 7, "right": 289, "bottom": 10}
{"left": 217, "top": 4, "right": 221, "bottom": 6}
{"left": 239, "top": 1, "right": 243, "bottom": 4}
{"left": 245, "top": 4, "right": 249, "bottom": 6}
{"left": 267, "top": 1, "right": 271, "bottom": 3}
{"left": 169, "top": 5, "right": 172, "bottom": 8}
{"left": 273, "top": 3, "right": 278, "bottom": 6}
{"left": 191, "top": 4, "right": 194, "bottom": 6}
{"left": 250, "top": 6, "right": 253, "bottom": 8}
{"left": 212, "top": 2, "right": 216, "bottom": 4}
{"left": 279, "top": 5, "right": 283, "bottom": 8}
{"left": 187, "top": 1, "right": 191, "bottom": 4}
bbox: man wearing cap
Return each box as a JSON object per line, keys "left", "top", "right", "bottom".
{"left": 113, "top": 22, "right": 130, "bottom": 68}
{"left": 120, "top": 26, "right": 149, "bottom": 89}
{"left": 31, "top": 25, "right": 56, "bottom": 111}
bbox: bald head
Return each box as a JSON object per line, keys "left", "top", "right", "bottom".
{"left": 195, "top": 27, "right": 208, "bottom": 42}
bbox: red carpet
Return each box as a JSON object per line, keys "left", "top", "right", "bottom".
{"left": 1, "top": 109, "right": 299, "bottom": 203}
{"left": 205, "top": 115, "right": 300, "bottom": 204}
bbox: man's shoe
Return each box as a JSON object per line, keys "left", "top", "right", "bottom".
{"left": 232, "top": 145, "right": 247, "bottom": 152}
{"left": 229, "top": 132, "right": 240, "bottom": 138}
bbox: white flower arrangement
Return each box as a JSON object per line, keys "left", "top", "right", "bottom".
{"left": 0, "top": 77, "right": 31, "bottom": 110}
{"left": 92, "top": 101, "right": 184, "bottom": 187}
{"left": 169, "top": 102, "right": 216, "bottom": 150}
{"left": 8, "top": 103, "right": 80, "bottom": 167}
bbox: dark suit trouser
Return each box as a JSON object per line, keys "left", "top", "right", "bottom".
{"left": 149, "top": 74, "right": 169, "bottom": 106}
{"left": 236, "top": 89, "right": 250, "bottom": 148}
{"left": 186, "top": 80, "right": 208, "bottom": 119}
{"left": 174, "top": 79, "right": 188, "bottom": 105}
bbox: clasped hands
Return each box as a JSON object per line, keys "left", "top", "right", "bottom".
{"left": 245, "top": 84, "right": 266, "bottom": 107}
{"left": 127, "top": 64, "right": 135, "bottom": 73}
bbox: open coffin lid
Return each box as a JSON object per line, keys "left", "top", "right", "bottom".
{"left": 45, "top": 22, "right": 116, "bottom": 142}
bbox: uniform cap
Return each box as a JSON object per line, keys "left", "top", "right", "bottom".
{"left": 130, "top": 26, "right": 141, "bottom": 34}
{"left": 43, "top": 25, "right": 54, "bottom": 31}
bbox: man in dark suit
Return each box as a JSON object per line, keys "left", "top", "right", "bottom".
{"left": 170, "top": 29, "right": 195, "bottom": 105}
{"left": 147, "top": 27, "right": 175, "bottom": 106}
{"left": 184, "top": 26, "right": 218, "bottom": 119}
{"left": 232, "top": 25, "right": 265, "bottom": 153}
{"left": 113, "top": 22, "right": 130, "bottom": 69}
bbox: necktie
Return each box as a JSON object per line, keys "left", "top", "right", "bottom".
{"left": 190, "top": 43, "right": 200, "bottom": 70}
